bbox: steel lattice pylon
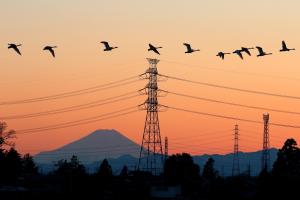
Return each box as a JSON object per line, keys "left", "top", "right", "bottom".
{"left": 138, "top": 58, "right": 163, "bottom": 175}
{"left": 232, "top": 124, "right": 240, "bottom": 176}
{"left": 262, "top": 113, "right": 270, "bottom": 171}
{"left": 164, "top": 136, "right": 168, "bottom": 162}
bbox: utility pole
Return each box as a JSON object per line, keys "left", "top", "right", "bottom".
{"left": 262, "top": 113, "right": 270, "bottom": 172}
{"left": 138, "top": 58, "right": 164, "bottom": 175}
{"left": 165, "top": 136, "right": 168, "bottom": 162}
{"left": 232, "top": 124, "right": 240, "bottom": 176}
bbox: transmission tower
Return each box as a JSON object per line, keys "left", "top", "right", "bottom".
{"left": 164, "top": 136, "right": 168, "bottom": 162}
{"left": 232, "top": 124, "right": 240, "bottom": 176}
{"left": 261, "top": 113, "right": 270, "bottom": 171}
{"left": 138, "top": 58, "right": 164, "bottom": 175}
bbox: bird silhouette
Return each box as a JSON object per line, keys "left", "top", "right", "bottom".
{"left": 8, "top": 43, "right": 22, "bottom": 55}
{"left": 256, "top": 46, "right": 272, "bottom": 57}
{"left": 100, "top": 41, "right": 118, "bottom": 51}
{"left": 216, "top": 52, "right": 230, "bottom": 60}
{"left": 148, "top": 43, "right": 162, "bottom": 55}
{"left": 43, "top": 46, "right": 57, "bottom": 57}
{"left": 280, "top": 40, "right": 295, "bottom": 52}
{"left": 232, "top": 49, "right": 244, "bottom": 60}
{"left": 183, "top": 43, "right": 200, "bottom": 53}
{"left": 241, "top": 47, "right": 254, "bottom": 56}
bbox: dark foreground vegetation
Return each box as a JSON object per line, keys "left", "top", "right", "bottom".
{"left": 0, "top": 123, "right": 300, "bottom": 199}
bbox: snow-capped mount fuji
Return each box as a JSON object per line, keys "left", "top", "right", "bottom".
{"left": 34, "top": 129, "right": 141, "bottom": 164}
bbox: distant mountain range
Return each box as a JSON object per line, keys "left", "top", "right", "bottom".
{"left": 34, "top": 129, "right": 278, "bottom": 176}
{"left": 34, "top": 129, "right": 140, "bottom": 164}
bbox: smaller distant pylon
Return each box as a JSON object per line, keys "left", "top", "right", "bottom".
{"left": 232, "top": 124, "right": 240, "bottom": 176}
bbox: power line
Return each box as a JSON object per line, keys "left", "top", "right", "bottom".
{"left": 18, "top": 109, "right": 138, "bottom": 134}
{"left": 33, "top": 146, "right": 140, "bottom": 157}
{"left": 31, "top": 131, "right": 255, "bottom": 155}
{"left": 172, "top": 138, "right": 233, "bottom": 147}
{"left": 171, "top": 133, "right": 232, "bottom": 143}
{"left": 164, "top": 90, "right": 300, "bottom": 115}
{"left": 23, "top": 131, "right": 237, "bottom": 155}
{"left": 239, "top": 132, "right": 283, "bottom": 140}
{"left": 17, "top": 106, "right": 139, "bottom": 134}
{"left": 164, "top": 105, "right": 300, "bottom": 129}
{"left": 168, "top": 146, "right": 232, "bottom": 154}
{"left": 240, "top": 129, "right": 288, "bottom": 140}
{"left": 17, "top": 106, "right": 137, "bottom": 132}
{"left": 33, "top": 145, "right": 234, "bottom": 158}
{"left": 161, "top": 59, "right": 300, "bottom": 81}
{"left": 0, "top": 92, "right": 139, "bottom": 120}
{"left": 160, "top": 74, "right": 300, "bottom": 100}
{"left": 2, "top": 79, "right": 139, "bottom": 105}
{"left": 22, "top": 142, "right": 139, "bottom": 154}
{"left": 0, "top": 76, "right": 140, "bottom": 105}
{"left": 170, "top": 129, "right": 232, "bottom": 141}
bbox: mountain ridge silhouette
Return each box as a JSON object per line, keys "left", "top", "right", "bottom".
{"left": 34, "top": 129, "right": 278, "bottom": 176}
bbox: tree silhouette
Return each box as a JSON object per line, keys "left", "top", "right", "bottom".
{"left": 164, "top": 153, "right": 200, "bottom": 183}
{"left": 69, "top": 155, "right": 85, "bottom": 172}
{"left": 3, "top": 148, "right": 22, "bottom": 183}
{"left": 0, "top": 122, "right": 16, "bottom": 149}
{"left": 22, "top": 153, "right": 38, "bottom": 175}
{"left": 202, "top": 157, "right": 218, "bottom": 180}
{"left": 97, "top": 159, "right": 113, "bottom": 179}
{"left": 256, "top": 138, "right": 300, "bottom": 198}
{"left": 0, "top": 148, "right": 6, "bottom": 184}
{"left": 256, "top": 167, "right": 272, "bottom": 198}
{"left": 94, "top": 158, "right": 114, "bottom": 197}
{"left": 54, "top": 155, "right": 86, "bottom": 193}
{"left": 55, "top": 155, "right": 86, "bottom": 176}
{"left": 120, "top": 165, "right": 128, "bottom": 178}
{"left": 272, "top": 138, "right": 300, "bottom": 178}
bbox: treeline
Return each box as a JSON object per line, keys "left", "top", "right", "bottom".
{"left": 0, "top": 122, "right": 300, "bottom": 199}
{"left": 0, "top": 149, "right": 38, "bottom": 184}
{"left": 0, "top": 139, "right": 300, "bottom": 199}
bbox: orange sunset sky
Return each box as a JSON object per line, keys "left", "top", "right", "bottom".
{"left": 1, "top": 0, "right": 300, "bottom": 155}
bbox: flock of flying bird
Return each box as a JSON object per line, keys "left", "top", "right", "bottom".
{"left": 229, "top": 41, "right": 295, "bottom": 60}
{"left": 6, "top": 40, "right": 295, "bottom": 59}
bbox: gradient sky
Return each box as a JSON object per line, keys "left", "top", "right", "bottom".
{"left": 1, "top": 0, "right": 300, "bottom": 156}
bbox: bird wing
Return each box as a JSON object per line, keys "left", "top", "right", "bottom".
{"left": 221, "top": 53, "right": 225, "bottom": 60}
{"left": 256, "top": 47, "right": 264, "bottom": 55}
{"left": 183, "top": 43, "right": 192, "bottom": 51}
{"left": 152, "top": 48, "right": 160, "bottom": 55}
{"left": 217, "top": 52, "right": 224, "bottom": 59}
{"left": 237, "top": 51, "right": 243, "bottom": 59}
{"left": 282, "top": 41, "right": 287, "bottom": 49}
{"left": 49, "top": 48, "right": 55, "bottom": 57}
{"left": 149, "top": 43, "right": 155, "bottom": 49}
{"left": 242, "top": 48, "right": 251, "bottom": 56}
{"left": 13, "top": 46, "right": 21, "bottom": 55}
{"left": 101, "top": 41, "right": 110, "bottom": 49}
